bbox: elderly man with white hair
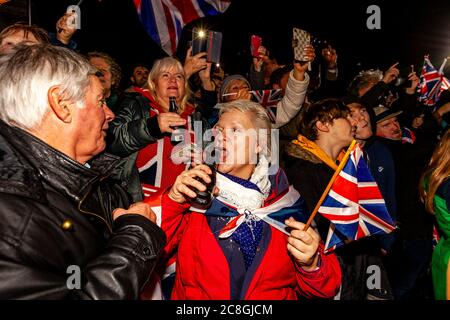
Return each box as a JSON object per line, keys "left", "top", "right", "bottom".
{"left": 0, "top": 44, "right": 166, "bottom": 299}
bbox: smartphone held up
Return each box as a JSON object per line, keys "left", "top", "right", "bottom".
{"left": 292, "top": 27, "right": 311, "bottom": 63}
{"left": 192, "top": 28, "right": 223, "bottom": 65}
{"left": 250, "top": 35, "right": 263, "bottom": 58}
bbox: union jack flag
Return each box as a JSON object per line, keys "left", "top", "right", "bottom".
{"left": 133, "top": 0, "right": 231, "bottom": 55}
{"left": 251, "top": 89, "right": 283, "bottom": 123}
{"left": 318, "top": 145, "right": 396, "bottom": 253}
{"left": 213, "top": 185, "right": 309, "bottom": 238}
{"left": 417, "top": 55, "right": 450, "bottom": 107}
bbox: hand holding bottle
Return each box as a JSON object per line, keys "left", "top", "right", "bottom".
{"left": 168, "top": 164, "right": 218, "bottom": 208}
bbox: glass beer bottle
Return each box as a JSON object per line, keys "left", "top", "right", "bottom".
{"left": 169, "top": 96, "right": 184, "bottom": 145}
{"left": 189, "top": 163, "right": 216, "bottom": 210}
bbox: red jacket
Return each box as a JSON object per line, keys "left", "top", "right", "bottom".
{"left": 161, "top": 192, "right": 342, "bottom": 300}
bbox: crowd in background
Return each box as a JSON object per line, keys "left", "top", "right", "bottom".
{"left": 0, "top": 10, "right": 449, "bottom": 300}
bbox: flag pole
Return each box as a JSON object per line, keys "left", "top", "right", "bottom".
{"left": 303, "top": 140, "right": 357, "bottom": 231}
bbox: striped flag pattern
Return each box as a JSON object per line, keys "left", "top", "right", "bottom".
{"left": 417, "top": 55, "right": 450, "bottom": 106}
{"left": 251, "top": 89, "right": 283, "bottom": 123}
{"left": 318, "top": 145, "right": 396, "bottom": 253}
{"left": 134, "top": 0, "right": 231, "bottom": 55}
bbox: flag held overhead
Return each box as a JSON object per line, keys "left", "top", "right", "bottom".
{"left": 134, "top": 0, "right": 231, "bottom": 56}
{"left": 417, "top": 55, "right": 450, "bottom": 106}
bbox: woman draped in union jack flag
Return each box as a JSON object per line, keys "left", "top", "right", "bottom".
{"left": 159, "top": 100, "right": 341, "bottom": 300}
{"left": 420, "top": 129, "right": 450, "bottom": 300}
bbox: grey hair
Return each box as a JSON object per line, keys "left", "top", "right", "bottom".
{"left": 0, "top": 44, "right": 96, "bottom": 130}
{"left": 348, "top": 69, "right": 383, "bottom": 96}
{"left": 148, "top": 57, "right": 191, "bottom": 111}
{"left": 218, "top": 99, "right": 272, "bottom": 159}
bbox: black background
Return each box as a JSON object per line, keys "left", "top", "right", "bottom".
{"left": 1, "top": 0, "right": 450, "bottom": 88}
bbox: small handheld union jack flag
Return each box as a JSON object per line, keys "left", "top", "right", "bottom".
{"left": 318, "top": 144, "right": 396, "bottom": 253}
{"left": 251, "top": 89, "right": 283, "bottom": 123}
{"left": 417, "top": 55, "right": 450, "bottom": 107}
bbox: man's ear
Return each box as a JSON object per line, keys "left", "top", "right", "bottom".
{"left": 316, "top": 120, "right": 330, "bottom": 133}
{"left": 48, "top": 86, "right": 72, "bottom": 123}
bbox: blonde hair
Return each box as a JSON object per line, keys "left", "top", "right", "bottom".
{"left": 147, "top": 57, "right": 191, "bottom": 111}
{"left": 219, "top": 99, "right": 272, "bottom": 159}
{"left": 420, "top": 130, "right": 450, "bottom": 213}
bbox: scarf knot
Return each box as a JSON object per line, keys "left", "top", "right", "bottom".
{"left": 231, "top": 210, "right": 263, "bottom": 269}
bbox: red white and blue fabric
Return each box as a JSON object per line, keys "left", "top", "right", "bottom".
{"left": 318, "top": 145, "right": 396, "bottom": 253}
{"left": 136, "top": 128, "right": 195, "bottom": 198}
{"left": 417, "top": 55, "right": 450, "bottom": 107}
{"left": 251, "top": 89, "right": 283, "bottom": 123}
{"left": 401, "top": 127, "right": 416, "bottom": 144}
{"left": 134, "top": 0, "right": 231, "bottom": 55}
{"left": 204, "top": 185, "right": 309, "bottom": 239}
{"left": 133, "top": 89, "right": 196, "bottom": 199}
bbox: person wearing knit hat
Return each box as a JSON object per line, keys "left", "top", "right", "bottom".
{"left": 219, "top": 74, "right": 252, "bottom": 102}
{"left": 214, "top": 44, "right": 315, "bottom": 129}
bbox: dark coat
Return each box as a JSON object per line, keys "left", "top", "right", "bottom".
{"left": 378, "top": 113, "right": 440, "bottom": 240}
{"left": 283, "top": 142, "right": 393, "bottom": 300}
{"left": 107, "top": 92, "right": 163, "bottom": 201}
{"left": 363, "top": 137, "right": 397, "bottom": 221}
{"left": 0, "top": 120, "right": 166, "bottom": 299}
{"left": 362, "top": 137, "right": 397, "bottom": 252}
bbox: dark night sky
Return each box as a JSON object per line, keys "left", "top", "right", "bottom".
{"left": 2, "top": 0, "right": 450, "bottom": 88}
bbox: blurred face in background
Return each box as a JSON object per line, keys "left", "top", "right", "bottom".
{"left": 376, "top": 117, "right": 402, "bottom": 140}
{"left": 131, "top": 66, "right": 149, "bottom": 88}
{"left": 412, "top": 114, "right": 425, "bottom": 129}
{"left": 0, "top": 30, "right": 39, "bottom": 54}
{"left": 348, "top": 103, "right": 372, "bottom": 141}
{"left": 89, "top": 57, "right": 113, "bottom": 97}
{"left": 222, "top": 79, "right": 251, "bottom": 102}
